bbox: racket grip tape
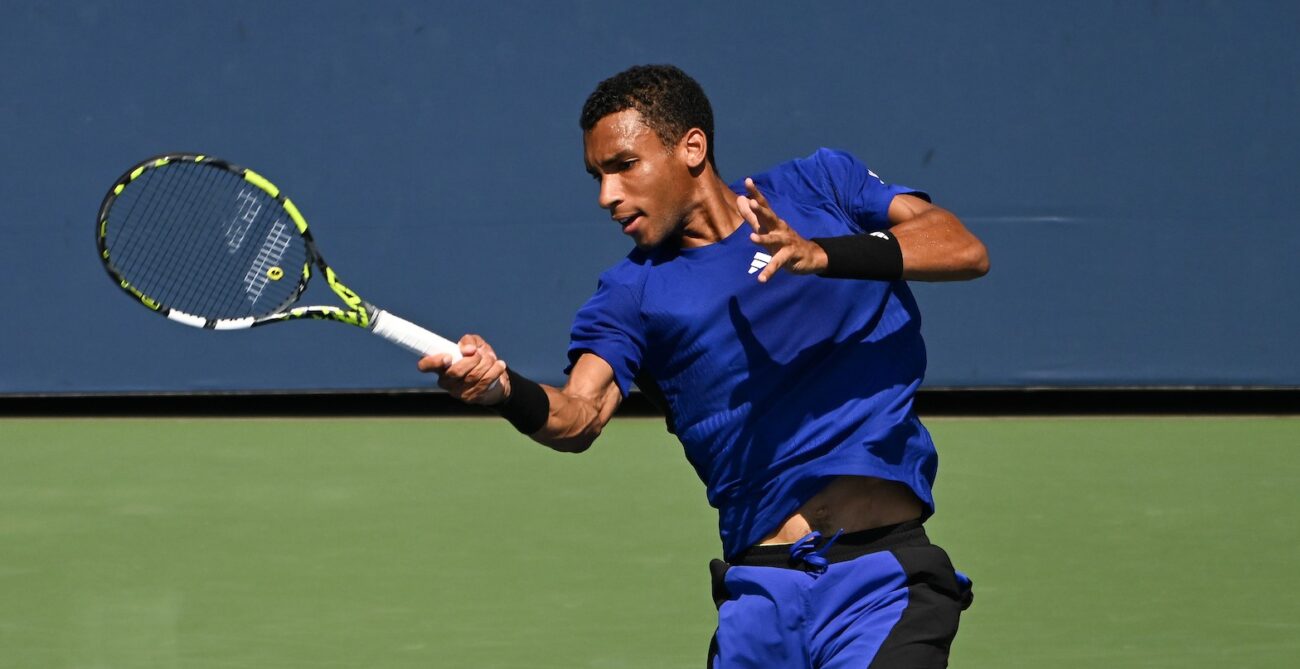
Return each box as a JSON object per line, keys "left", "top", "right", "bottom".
{"left": 371, "top": 309, "right": 504, "bottom": 401}
{"left": 370, "top": 309, "right": 463, "bottom": 362}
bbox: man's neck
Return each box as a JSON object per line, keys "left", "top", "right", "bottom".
{"left": 677, "top": 173, "right": 745, "bottom": 249}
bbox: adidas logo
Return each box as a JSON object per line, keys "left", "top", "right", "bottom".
{"left": 870, "top": 231, "right": 890, "bottom": 240}
{"left": 748, "top": 251, "right": 773, "bottom": 274}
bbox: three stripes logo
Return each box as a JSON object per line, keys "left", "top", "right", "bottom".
{"left": 748, "top": 251, "right": 773, "bottom": 275}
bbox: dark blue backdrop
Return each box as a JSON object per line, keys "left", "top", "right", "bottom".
{"left": 2, "top": 1, "right": 1296, "bottom": 393}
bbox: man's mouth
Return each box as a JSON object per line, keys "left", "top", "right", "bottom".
{"left": 615, "top": 213, "right": 642, "bottom": 233}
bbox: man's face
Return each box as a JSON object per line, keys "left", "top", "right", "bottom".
{"left": 583, "top": 109, "right": 694, "bottom": 249}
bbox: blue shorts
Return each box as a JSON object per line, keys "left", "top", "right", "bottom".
{"left": 708, "top": 521, "right": 972, "bottom": 668}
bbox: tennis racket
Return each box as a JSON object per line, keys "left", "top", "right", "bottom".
{"left": 96, "top": 153, "right": 471, "bottom": 368}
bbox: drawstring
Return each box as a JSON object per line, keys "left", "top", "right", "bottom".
{"left": 788, "top": 528, "right": 844, "bottom": 575}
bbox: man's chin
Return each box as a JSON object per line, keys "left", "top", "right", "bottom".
{"left": 630, "top": 232, "right": 661, "bottom": 250}
{"left": 627, "top": 223, "right": 676, "bottom": 250}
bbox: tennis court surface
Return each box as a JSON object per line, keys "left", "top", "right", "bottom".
{"left": 3, "top": 416, "right": 1297, "bottom": 667}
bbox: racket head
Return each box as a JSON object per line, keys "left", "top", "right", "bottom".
{"left": 97, "top": 154, "right": 317, "bottom": 329}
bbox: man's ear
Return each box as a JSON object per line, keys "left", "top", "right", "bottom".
{"left": 679, "top": 127, "right": 709, "bottom": 171}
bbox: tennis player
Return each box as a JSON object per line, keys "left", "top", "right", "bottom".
{"left": 422, "top": 64, "right": 988, "bottom": 668}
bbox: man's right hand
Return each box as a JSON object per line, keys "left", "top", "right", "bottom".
{"left": 417, "top": 334, "right": 508, "bottom": 405}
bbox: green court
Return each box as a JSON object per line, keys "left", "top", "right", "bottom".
{"left": 2, "top": 416, "right": 1297, "bottom": 668}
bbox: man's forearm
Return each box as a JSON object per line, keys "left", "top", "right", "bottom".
{"left": 516, "top": 386, "right": 602, "bottom": 452}
{"left": 494, "top": 371, "right": 617, "bottom": 453}
{"left": 520, "top": 384, "right": 622, "bottom": 453}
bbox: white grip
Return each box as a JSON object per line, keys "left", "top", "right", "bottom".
{"left": 371, "top": 309, "right": 503, "bottom": 402}
{"left": 370, "top": 309, "right": 462, "bottom": 362}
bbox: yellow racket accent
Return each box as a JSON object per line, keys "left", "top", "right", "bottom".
{"left": 97, "top": 153, "right": 452, "bottom": 341}
{"left": 323, "top": 267, "right": 369, "bottom": 328}
{"left": 242, "top": 169, "right": 280, "bottom": 199}
{"left": 282, "top": 198, "right": 308, "bottom": 234}
{"left": 341, "top": 312, "right": 367, "bottom": 326}
{"left": 119, "top": 279, "right": 161, "bottom": 311}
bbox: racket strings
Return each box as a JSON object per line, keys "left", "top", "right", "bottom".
{"left": 206, "top": 171, "right": 309, "bottom": 316}
{"left": 146, "top": 164, "right": 216, "bottom": 289}
{"left": 190, "top": 167, "right": 308, "bottom": 316}
{"left": 116, "top": 164, "right": 217, "bottom": 310}
{"left": 112, "top": 163, "right": 196, "bottom": 299}
{"left": 112, "top": 161, "right": 185, "bottom": 270}
{"left": 105, "top": 161, "right": 309, "bottom": 320}
{"left": 132, "top": 164, "right": 216, "bottom": 306}
{"left": 164, "top": 165, "right": 248, "bottom": 314}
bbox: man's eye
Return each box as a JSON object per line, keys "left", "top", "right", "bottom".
{"left": 620, "top": 160, "right": 636, "bottom": 171}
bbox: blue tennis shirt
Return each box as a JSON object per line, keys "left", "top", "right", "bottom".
{"left": 567, "top": 148, "right": 938, "bottom": 559}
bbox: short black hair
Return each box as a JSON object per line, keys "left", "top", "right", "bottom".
{"left": 580, "top": 64, "right": 716, "bottom": 169}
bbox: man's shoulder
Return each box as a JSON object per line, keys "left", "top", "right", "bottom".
{"left": 731, "top": 147, "right": 868, "bottom": 195}
{"left": 594, "top": 249, "right": 655, "bottom": 291}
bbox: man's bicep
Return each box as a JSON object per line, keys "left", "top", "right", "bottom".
{"left": 563, "top": 352, "right": 624, "bottom": 421}
{"left": 886, "top": 193, "right": 938, "bottom": 226}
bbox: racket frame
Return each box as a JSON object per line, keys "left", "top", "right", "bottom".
{"left": 97, "top": 153, "right": 379, "bottom": 332}
{"left": 98, "top": 153, "right": 494, "bottom": 383}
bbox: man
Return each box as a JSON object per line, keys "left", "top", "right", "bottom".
{"left": 421, "top": 65, "right": 988, "bottom": 668}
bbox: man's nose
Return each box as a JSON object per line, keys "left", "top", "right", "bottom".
{"left": 598, "top": 177, "right": 622, "bottom": 210}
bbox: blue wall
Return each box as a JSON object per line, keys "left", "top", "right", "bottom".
{"left": 2, "top": 1, "right": 1296, "bottom": 393}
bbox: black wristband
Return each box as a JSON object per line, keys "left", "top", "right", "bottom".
{"left": 811, "top": 231, "right": 904, "bottom": 281}
{"left": 494, "top": 368, "right": 550, "bottom": 435}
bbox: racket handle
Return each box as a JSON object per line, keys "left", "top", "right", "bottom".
{"left": 371, "top": 309, "right": 463, "bottom": 362}
{"left": 370, "top": 309, "right": 505, "bottom": 403}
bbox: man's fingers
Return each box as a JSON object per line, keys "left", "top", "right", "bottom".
{"left": 467, "top": 359, "right": 509, "bottom": 405}
{"left": 421, "top": 333, "right": 507, "bottom": 406}
{"left": 737, "top": 194, "right": 763, "bottom": 232}
{"left": 750, "top": 230, "right": 786, "bottom": 247}
{"left": 744, "top": 177, "right": 771, "bottom": 208}
{"left": 459, "top": 333, "right": 494, "bottom": 358}
{"left": 757, "top": 247, "right": 792, "bottom": 283}
{"left": 467, "top": 349, "right": 499, "bottom": 386}
{"left": 417, "top": 353, "right": 453, "bottom": 374}
{"left": 448, "top": 345, "right": 495, "bottom": 387}
{"left": 742, "top": 179, "right": 786, "bottom": 232}
{"left": 739, "top": 194, "right": 782, "bottom": 236}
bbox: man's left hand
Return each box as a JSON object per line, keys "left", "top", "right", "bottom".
{"left": 738, "top": 177, "right": 828, "bottom": 283}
